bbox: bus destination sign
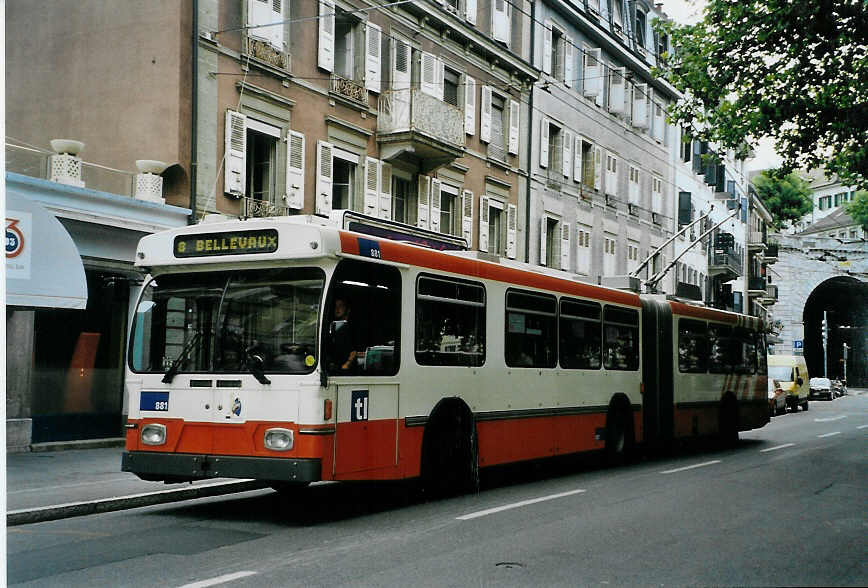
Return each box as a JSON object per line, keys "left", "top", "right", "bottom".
{"left": 173, "top": 229, "right": 278, "bottom": 258}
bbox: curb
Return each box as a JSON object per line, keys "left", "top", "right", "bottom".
{"left": 29, "top": 438, "right": 126, "bottom": 453}
{"left": 7, "top": 479, "right": 270, "bottom": 526}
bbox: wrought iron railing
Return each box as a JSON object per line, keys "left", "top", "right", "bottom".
{"left": 241, "top": 196, "right": 291, "bottom": 218}
{"left": 748, "top": 276, "right": 767, "bottom": 292}
{"left": 330, "top": 74, "right": 366, "bottom": 104}
{"left": 708, "top": 248, "right": 744, "bottom": 276}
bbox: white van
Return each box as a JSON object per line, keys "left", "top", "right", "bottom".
{"left": 768, "top": 355, "right": 810, "bottom": 412}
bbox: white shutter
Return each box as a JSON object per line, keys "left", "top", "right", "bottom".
{"left": 430, "top": 178, "right": 442, "bottom": 233}
{"left": 269, "top": 0, "right": 284, "bottom": 50}
{"left": 285, "top": 130, "right": 305, "bottom": 209}
{"left": 364, "top": 156, "right": 379, "bottom": 215}
{"left": 465, "top": 76, "right": 476, "bottom": 135}
{"left": 417, "top": 175, "right": 430, "bottom": 229}
{"left": 224, "top": 110, "right": 246, "bottom": 197}
{"left": 653, "top": 98, "right": 665, "bottom": 142}
{"left": 573, "top": 135, "right": 582, "bottom": 181}
{"left": 539, "top": 119, "right": 549, "bottom": 168}
{"left": 562, "top": 130, "right": 572, "bottom": 178}
{"left": 317, "top": 0, "right": 334, "bottom": 72}
{"left": 315, "top": 140, "right": 333, "bottom": 215}
{"left": 629, "top": 166, "right": 640, "bottom": 205}
{"left": 365, "top": 22, "right": 382, "bottom": 93}
{"left": 465, "top": 0, "right": 477, "bottom": 24}
{"left": 583, "top": 47, "right": 601, "bottom": 97}
{"left": 478, "top": 195, "right": 489, "bottom": 252}
{"left": 508, "top": 99, "right": 520, "bottom": 155}
{"left": 492, "top": 0, "right": 509, "bottom": 43}
{"left": 608, "top": 67, "right": 626, "bottom": 114}
{"left": 248, "top": 0, "right": 283, "bottom": 50}
{"left": 480, "top": 85, "right": 492, "bottom": 143}
{"left": 507, "top": 203, "right": 517, "bottom": 259}
{"left": 420, "top": 52, "right": 440, "bottom": 98}
{"left": 392, "top": 38, "right": 411, "bottom": 90}
{"left": 605, "top": 152, "right": 618, "bottom": 196}
{"left": 632, "top": 83, "right": 649, "bottom": 128}
{"left": 564, "top": 36, "right": 574, "bottom": 87}
{"left": 539, "top": 216, "right": 548, "bottom": 265}
{"left": 593, "top": 145, "right": 602, "bottom": 191}
{"left": 561, "top": 223, "right": 571, "bottom": 270}
{"left": 379, "top": 162, "right": 393, "bottom": 219}
{"left": 462, "top": 190, "right": 473, "bottom": 246}
{"left": 542, "top": 22, "right": 553, "bottom": 75}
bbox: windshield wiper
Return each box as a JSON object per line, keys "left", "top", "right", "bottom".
{"left": 162, "top": 331, "right": 202, "bottom": 384}
{"left": 243, "top": 345, "right": 271, "bottom": 385}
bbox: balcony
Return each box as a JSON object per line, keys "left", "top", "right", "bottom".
{"left": 765, "top": 242, "right": 779, "bottom": 264}
{"left": 747, "top": 229, "right": 767, "bottom": 251}
{"left": 708, "top": 247, "right": 743, "bottom": 281}
{"left": 747, "top": 276, "right": 767, "bottom": 296}
{"left": 330, "top": 74, "right": 367, "bottom": 105}
{"left": 241, "top": 196, "right": 290, "bottom": 218}
{"left": 377, "top": 89, "right": 465, "bottom": 173}
{"left": 763, "top": 284, "right": 779, "bottom": 305}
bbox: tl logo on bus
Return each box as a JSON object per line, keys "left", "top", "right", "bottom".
{"left": 351, "top": 390, "right": 369, "bottom": 422}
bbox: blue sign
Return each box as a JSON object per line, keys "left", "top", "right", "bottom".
{"left": 140, "top": 391, "right": 169, "bottom": 412}
{"left": 351, "top": 389, "right": 369, "bottom": 422}
{"left": 357, "top": 238, "right": 382, "bottom": 260}
{"left": 793, "top": 340, "right": 804, "bottom": 349}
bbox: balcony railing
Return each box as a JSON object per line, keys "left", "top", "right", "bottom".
{"left": 708, "top": 247, "right": 744, "bottom": 278}
{"left": 330, "top": 74, "right": 367, "bottom": 104}
{"left": 6, "top": 143, "right": 136, "bottom": 196}
{"left": 747, "top": 229, "right": 767, "bottom": 249}
{"left": 241, "top": 196, "right": 291, "bottom": 218}
{"left": 748, "top": 276, "right": 767, "bottom": 293}
{"left": 378, "top": 89, "right": 465, "bottom": 149}
{"left": 765, "top": 242, "right": 779, "bottom": 263}
{"left": 764, "top": 284, "right": 779, "bottom": 303}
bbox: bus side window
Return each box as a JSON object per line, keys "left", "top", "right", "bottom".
{"left": 678, "top": 319, "right": 708, "bottom": 373}
{"left": 603, "top": 306, "right": 640, "bottom": 371}
{"left": 505, "top": 290, "right": 557, "bottom": 368}
{"left": 415, "top": 275, "right": 486, "bottom": 367}
{"left": 559, "top": 298, "right": 602, "bottom": 370}
{"left": 708, "top": 324, "right": 733, "bottom": 373}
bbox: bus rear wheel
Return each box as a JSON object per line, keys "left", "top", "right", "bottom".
{"left": 605, "top": 404, "right": 634, "bottom": 466}
{"left": 718, "top": 397, "right": 739, "bottom": 448}
{"left": 421, "top": 406, "right": 479, "bottom": 497}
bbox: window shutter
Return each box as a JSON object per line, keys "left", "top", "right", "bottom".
{"left": 379, "top": 162, "right": 392, "bottom": 219}
{"left": 653, "top": 98, "right": 665, "bottom": 142}
{"left": 462, "top": 190, "right": 474, "bottom": 246}
{"left": 478, "top": 195, "right": 489, "bottom": 252}
{"left": 417, "top": 175, "right": 431, "bottom": 229}
{"left": 480, "top": 85, "right": 492, "bottom": 143}
{"left": 364, "top": 156, "right": 379, "bottom": 216}
{"left": 464, "top": 76, "right": 476, "bottom": 135}
{"left": 430, "top": 178, "right": 442, "bottom": 233}
{"left": 562, "top": 130, "right": 572, "bottom": 178}
{"left": 285, "top": 130, "right": 305, "bottom": 209}
{"left": 539, "top": 119, "right": 550, "bottom": 168}
{"left": 392, "top": 38, "right": 411, "bottom": 90}
{"left": 542, "top": 22, "right": 553, "bottom": 75}
{"left": 593, "top": 145, "right": 602, "bottom": 191}
{"left": 608, "top": 67, "right": 625, "bottom": 113}
{"left": 629, "top": 166, "right": 640, "bottom": 205}
{"left": 508, "top": 99, "right": 520, "bottom": 154}
{"left": 561, "top": 223, "right": 571, "bottom": 270}
{"left": 492, "top": 0, "right": 509, "bottom": 43}
{"left": 583, "top": 47, "right": 601, "bottom": 97}
{"left": 420, "top": 52, "right": 440, "bottom": 98}
{"left": 317, "top": 0, "right": 334, "bottom": 72}
{"left": 564, "top": 36, "right": 574, "bottom": 87}
{"left": 315, "top": 140, "right": 333, "bottom": 215}
{"left": 248, "top": 0, "right": 283, "bottom": 51}
{"left": 465, "top": 0, "right": 477, "bottom": 24}
{"left": 507, "top": 203, "right": 517, "bottom": 259}
{"left": 605, "top": 152, "right": 618, "bottom": 196}
{"left": 632, "top": 83, "right": 649, "bottom": 128}
{"left": 365, "top": 22, "right": 382, "bottom": 93}
{"left": 573, "top": 135, "right": 582, "bottom": 181}
{"left": 224, "top": 110, "right": 246, "bottom": 197}
{"left": 269, "top": 0, "right": 284, "bottom": 50}
{"left": 539, "top": 216, "right": 548, "bottom": 265}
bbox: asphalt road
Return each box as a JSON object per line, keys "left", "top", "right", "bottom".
{"left": 8, "top": 393, "right": 867, "bottom": 587}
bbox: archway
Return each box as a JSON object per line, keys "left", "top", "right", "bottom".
{"left": 802, "top": 277, "right": 868, "bottom": 386}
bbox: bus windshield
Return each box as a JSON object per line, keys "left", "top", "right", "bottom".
{"left": 129, "top": 267, "right": 324, "bottom": 376}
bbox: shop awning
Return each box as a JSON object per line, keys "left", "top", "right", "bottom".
{"left": 6, "top": 190, "right": 88, "bottom": 309}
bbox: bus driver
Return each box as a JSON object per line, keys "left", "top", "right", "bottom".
{"left": 329, "top": 297, "right": 361, "bottom": 373}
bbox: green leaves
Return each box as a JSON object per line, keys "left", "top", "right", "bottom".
{"left": 844, "top": 190, "right": 868, "bottom": 230}
{"left": 752, "top": 170, "right": 814, "bottom": 230}
{"left": 655, "top": 0, "right": 868, "bottom": 189}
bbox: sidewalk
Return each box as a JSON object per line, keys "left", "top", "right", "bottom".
{"left": 6, "top": 442, "right": 267, "bottom": 526}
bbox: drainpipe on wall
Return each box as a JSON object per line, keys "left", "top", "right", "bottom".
{"left": 524, "top": 0, "right": 536, "bottom": 263}
{"left": 189, "top": 0, "right": 199, "bottom": 225}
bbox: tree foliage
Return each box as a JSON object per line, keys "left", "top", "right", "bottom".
{"left": 844, "top": 190, "right": 868, "bottom": 230}
{"left": 654, "top": 0, "right": 868, "bottom": 190}
{"left": 751, "top": 170, "right": 813, "bottom": 229}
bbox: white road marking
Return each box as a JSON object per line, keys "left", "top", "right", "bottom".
{"left": 660, "top": 460, "right": 721, "bottom": 475}
{"left": 814, "top": 415, "right": 847, "bottom": 422}
{"left": 857, "top": 424, "right": 868, "bottom": 430}
{"left": 8, "top": 476, "right": 141, "bottom": 495}
{"left": 760, "top": 443, "right": 796, "bottom": 453}
{"left": 457, "top": 489, "right": 586, "bottom": 521}
{"left": 178, "top": 571, "right": 257, "bottom": 588}
{"left": 818, "top": 431, "right": 842, "bottom": 438}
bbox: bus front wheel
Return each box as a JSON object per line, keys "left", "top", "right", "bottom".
{"left": 421, "top": 402, "right": 479, "bottom": 497}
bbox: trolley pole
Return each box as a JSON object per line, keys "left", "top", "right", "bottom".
{"left": 843, "top": 342, "right": 849, "bottom": 382}
{"left": 822, "top": 311, "right": 828, "bottom": 378}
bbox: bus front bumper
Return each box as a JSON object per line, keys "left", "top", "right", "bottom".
{"left": 122, "top": 451, "right": 321, "bottom": 483}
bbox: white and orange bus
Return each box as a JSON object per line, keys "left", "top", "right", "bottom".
{"left": 122, "top": 213, "right": 768, "bottom": 492}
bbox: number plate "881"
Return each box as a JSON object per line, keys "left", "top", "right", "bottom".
{"left": 140, "top": 391, "right": 169, "bottom": 412}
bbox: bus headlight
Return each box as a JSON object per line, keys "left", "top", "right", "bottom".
{"left": 264, "top": 428, "right": 294, "bottom": 451}
{"left": 141, "top": 423, "right": 167, "bottom": 446}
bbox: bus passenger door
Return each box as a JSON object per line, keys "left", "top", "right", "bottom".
{"left": 334, "top": 383, "right": 399, "bottom": 476}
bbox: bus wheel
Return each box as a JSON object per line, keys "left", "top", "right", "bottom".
{"left": 421, "top": 405, "right": 479, "bottom": 497}
{"left": 718, "top": 397, "right": 739, "bottom": 448}
{"left": 605, "top": 404, "right": 634, "bottom": 466}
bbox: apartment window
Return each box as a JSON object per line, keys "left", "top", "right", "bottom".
{"left": 636, "top": 10, "right": 647, "bottom": 50}
{"left": 443, "top": 66, "right": 460, "bottom": 107}
{"left": 548, "top": 123, "right": 563, "bottom": 176}
{"left": 612, "top": 0, "right": 625, "bottom": 33}
{"left": 551, "top": 26, "right": 564, "bottom": 80}
{"left": 680, "top": 132, "right": 692, "bottom": 163}
{"left": 491, "top": 0, "right": 511, "bottom": 45}
{"left": 544, "top": 217, "right": 559, "bottom": 267}
{"left": 334, "top": 10, "right": 362, "bottom": 81}
{"left": 505, "top": 290, "right": 557, "bottom": 368}
{"left": 392, "top": 175, "right": 413, "bottom": 224}
{"left": 490, "top": 92, "right": 507, "bottom": 160}
{"left": 439, "top": 184, "right": 460, "bottom": 236}
{"left": 415, "top": 275, "right": 485, "bottom": 366}
{"left": 246, "top": 129, "right": 277, "bottom": 202}
{"left": 581, "top": 139, "right": 596, "bottom": 189}
{"left": 488, "top": 200, "right": 506, "bottom": 256}
{"left": 628, "top": 241, "right": 639, "bottom": 263}
{"left": 248, "top": 0, "right": 285, "bottom": 54}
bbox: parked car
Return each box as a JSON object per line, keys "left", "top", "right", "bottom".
{"left": 768, "top": 378, "right": 787, "bottom": 417}
{"left": 809, "top": 377, "right": 833, "bottom": 400}
{"left": 832, "top": 379, "right": 848, "bottom": 397}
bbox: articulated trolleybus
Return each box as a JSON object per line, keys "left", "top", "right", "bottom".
{"left": 123, "top": 213, "right": 769, "bottom": 492}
